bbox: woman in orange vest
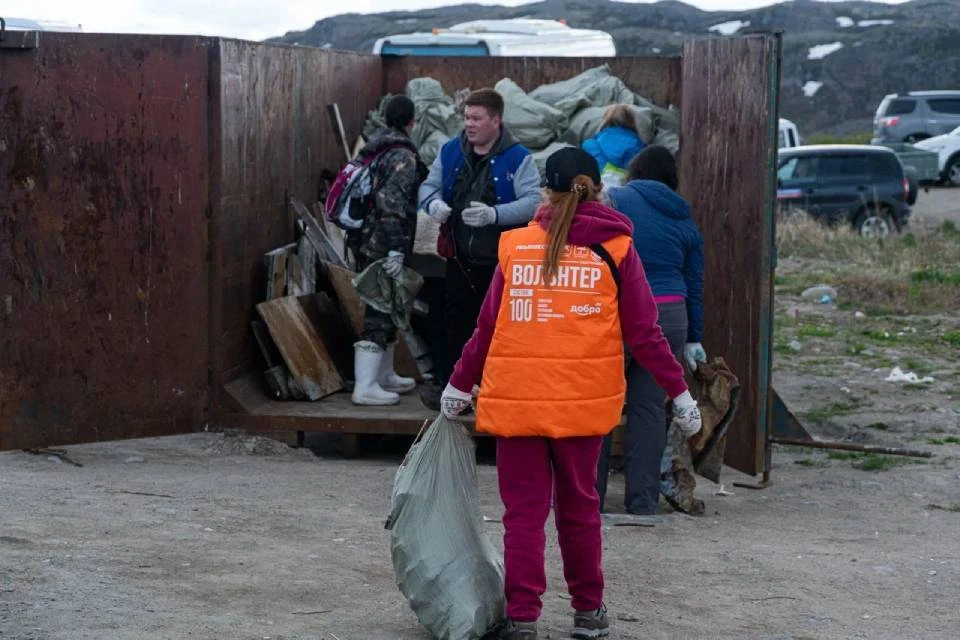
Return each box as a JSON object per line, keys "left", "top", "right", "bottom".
{"left": 440, "top": 147, "right": 702, "bottom": 640}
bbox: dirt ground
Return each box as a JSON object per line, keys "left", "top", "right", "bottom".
{"left": 2, "top": 189, "right": 958, "bottom": 640}
{"left": 2, "top": 425, "right": 958, "bottom": 640}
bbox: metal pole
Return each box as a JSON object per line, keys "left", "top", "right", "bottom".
{"left": 771, "top": 437, "right": 932, "bottom": 459}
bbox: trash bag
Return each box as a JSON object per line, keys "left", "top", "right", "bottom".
{"left": 530, "top": 65, "right": 635, "bottom": 118}
{"left": 352, "top": 259, "right": 424, "bottom": 333}
{"left": 566, "top": 105, "right": 655, "bottom": 146}
{"left": 495, "top": 78, "right": 568, "bottom": 150}
{"left": 406, "top": 77, "right": 463, "bottom": 166}
{"left": 652, "top": 129, "right": 679, "bottom": 154}
{"left": 660, "top": 358, "right": 741, "bottom": 514}
{"left": 531, "top": 141, "right": 575, "bottom": 180}
{"left": 387, "top": 416, "right": 505, "bottom": 640}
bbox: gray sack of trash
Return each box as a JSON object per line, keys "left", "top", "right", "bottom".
{"left": 386, "top": 415, "right": 505, "bottom": 639}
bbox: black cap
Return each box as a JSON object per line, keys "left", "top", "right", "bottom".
{"left": 545, "top": 147, "right": 601, "bottom": 192}
{"left": 384, "top": 95, "right": 416, "bottom": 129}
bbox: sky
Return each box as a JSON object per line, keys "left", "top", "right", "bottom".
{"left": 2, "top": 0, "right": 910, "bottom": 42}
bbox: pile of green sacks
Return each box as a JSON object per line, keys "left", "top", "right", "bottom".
{"left": 362, "top": 64, "right": 680, "bottom": 177}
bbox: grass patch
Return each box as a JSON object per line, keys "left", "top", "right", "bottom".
{"left": 847, "top": 342, "right": 867, "bottom": 356}
{"left": 852, "top": 454, "right": 925, "bottom": 471}
{"left": 861, "top": 329, "right": 899, "bottom": 342}
{"left": 775, "top": 341, "right": 797, "bottom": 355}
{"left": 943, "top": 331, "right": 960, "bottom": 348}
{"left": 777, "top": 214, "right": 960, "bottom": 314}
{"left": 928, "top": 436, "right": 960, "bottom": 446}
{"left": 803, "top": 401, "right": 863, "bottom": 423}
{"left": 826, "top": 451, "right": 866, "bottom": 460}
{"left": 910, "top": 268, "right": 960, "bottom": 286}
{"left": 865, "top": 422, "right": 891, "bottom": 431}
{"left": 941, "top": 220, "right": 959, "bottom": 237}
{"left": 798, "top": 325, "right": 837, "bottom": 338}
{"left": 794, "top": 458, "right": 829, "bottom": 468}
{"left": 928, "top": 503, "right": 960, "bottom": 513}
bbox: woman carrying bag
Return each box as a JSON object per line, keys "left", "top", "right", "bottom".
{"left": 440, "top": 147, "right": 701, "bottom": 640}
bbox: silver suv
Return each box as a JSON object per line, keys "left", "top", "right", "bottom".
{"left": 872, "top": 91, "right": 960, "bottom": 144}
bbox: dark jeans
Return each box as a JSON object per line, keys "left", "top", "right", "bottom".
{"left": 445, "top": 258, "right": 496, "bottom": 380}
{"left": 597, "top": 301, "right": 688, "bottom": 515}
{"left": 420, "top": 276, "right": 449, "bottom": 384}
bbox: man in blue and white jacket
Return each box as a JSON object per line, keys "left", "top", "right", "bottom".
{"left": 417, "top": 88, "right": 541, "bottom": 408}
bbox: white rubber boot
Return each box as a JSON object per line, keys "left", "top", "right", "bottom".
{"left": 352, "top": 342, "right": 400, "bottom": 406}
{"left": 377, "top": 342, "right": 417, "bottom": 394}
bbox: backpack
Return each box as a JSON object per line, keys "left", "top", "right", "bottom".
{"left": 324, "top": 143, "right": 406, "bottom": 231}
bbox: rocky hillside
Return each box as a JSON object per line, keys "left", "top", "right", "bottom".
{"left": 269, "top": 0, "right": 960, "bottom": 138}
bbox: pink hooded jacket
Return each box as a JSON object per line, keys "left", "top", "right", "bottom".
{"left": 450, "top": 201, "right": 688, "bottom": 400}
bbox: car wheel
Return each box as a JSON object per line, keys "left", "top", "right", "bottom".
{"left": 854, "top": 207, "right": 893, "bottom": 239}
{"left": 946, "top": 156, "right": 960, "bottom": 187}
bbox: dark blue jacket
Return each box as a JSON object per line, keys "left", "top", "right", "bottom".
{"left": 608, "top": 180, "right": 704, "bottom": 342}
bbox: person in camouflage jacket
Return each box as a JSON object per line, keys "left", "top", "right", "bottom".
{"left": 350, "top": 95, "right": 428, "bottom": 406}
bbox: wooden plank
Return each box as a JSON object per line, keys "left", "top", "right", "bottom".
{"left": 679, "top": 36, "right": 779, "bottom": 476}
{"left": 255, "top": 297, "right": 344, "bottom": 401}
{"left": 291, "top": 197, "right": 347, "bottom": 268}
{"left": 320, "top": 259, "right": 364, "bottom": 335}
{"left": 312, "top": 201, "right": 350, "bottom": 269}
{"left": 295, "top": 235, "right": 317, "bottom": 295}
{"left": 264, "top": 243, "right": 297, "bottom": 300}
{"left": 299, "top": 292, "right": 356, "bottom": 380}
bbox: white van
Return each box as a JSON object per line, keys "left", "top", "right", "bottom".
{"left": 2, "top": 17, "right": 83, "bottom": 31}
{"left": 373, "top": 19, "right": 616, "bottom": 58}
{"left": 779, "top": 118, "right": 801, "bottom": 149}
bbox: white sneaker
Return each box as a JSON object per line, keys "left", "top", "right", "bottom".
{"left": 377, "top": 342, "right": 416, "bottom": 394}
{"left": 352, "top": 342, "right": 400, "bottom": 406}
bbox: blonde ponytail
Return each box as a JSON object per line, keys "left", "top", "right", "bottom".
{"left": 543, "top": 175, "right": 601, "bottom": 283}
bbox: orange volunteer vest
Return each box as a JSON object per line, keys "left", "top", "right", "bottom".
{"left": 476, "top": 223, "right": 632, "bottom": 438}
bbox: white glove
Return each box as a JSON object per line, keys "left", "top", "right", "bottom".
{"left": 428, "top": 199, "right": 453, "bottom": 223}
{"left": 684, "top": 343, "right": 707, "bottom": 370}
{"left": 383, "top": 250, "right": 404, "bottom": 279}
{"left": 462, "top": 201, "right": 497, "bottom": 228}
{"left": 441, "top": 383, "right": 473, "bottom": 419}
{"left": 672, "top": 390, "right": 702, "bottom": 437}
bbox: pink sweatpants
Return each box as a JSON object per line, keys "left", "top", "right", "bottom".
{"left": 496, "top": 435, "right": 605, "bottom": 622}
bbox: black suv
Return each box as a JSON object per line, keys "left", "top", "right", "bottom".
{"left": 777, "top": 145, "right": 911, "bottom": 237}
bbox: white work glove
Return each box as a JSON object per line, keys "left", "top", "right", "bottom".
{"left": 672, "top": 390, "right": 702, "bottom": 437}
{"left": 684, "top": 343, "right": 707, "bottom": 370}
{"left": 428, "top": 199, "right": 453, "bottom": 223}
{"left": 462, "top": 201, "right": 497, "bottom": 228}
{"left": 440, "top": 383, "right": 473, "bottom": 419}
{"left": 383, "top": 250, "right": 404, "bottom": 280}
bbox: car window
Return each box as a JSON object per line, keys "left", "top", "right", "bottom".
{"left": 819, "top": 155, "right": 868, "bottom": 179}
{"left": 928, "top": 99, "right": 960, "bottom": 115}
{"left": 778, "top": 156, "right": 817, "bottom": 181}
{"left": 868, "top": 154, "right": 902, "bottom": 180}
{"left": 882, "top": 98, "right": 917, "bottom": 116}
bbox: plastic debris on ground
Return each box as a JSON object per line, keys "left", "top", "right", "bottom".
{"left": 386, "top": 415, "right": 504, "bottom": 639}
{"left": 885, "top": 367, "right": 935, "bottom": 384}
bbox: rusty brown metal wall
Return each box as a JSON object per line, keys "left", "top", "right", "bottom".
{"left": 678, "top": 36, "right": 780, "bottom": 477}
{"left": 383, "top": 56, "right": 682, "bottom": 108}
{"left": 0, "top": 34, "right": 213, "bottom": 450}
{"left": 209, "top": 43, "right": 383, "bottom": 397}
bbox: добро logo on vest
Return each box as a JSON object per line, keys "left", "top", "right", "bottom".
{"left": 570, "top": 302, "right": 602, "bottom": 317}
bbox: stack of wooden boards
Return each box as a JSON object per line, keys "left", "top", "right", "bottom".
{"left": 251, "top": 198, "right": 420, "bottom": 402}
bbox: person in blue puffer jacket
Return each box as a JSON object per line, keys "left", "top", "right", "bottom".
{"left": 581, "top": 104, "right": 647, "bottom": 187}
{"left": 596, "top": 145, "right": 706, "bottom": 522}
